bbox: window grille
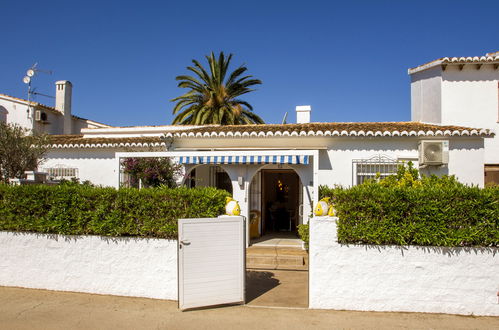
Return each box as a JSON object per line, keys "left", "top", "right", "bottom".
{"left": 45, "top": 167, "right": 78, "bottom": 179}
{"left": 352, "top": 155, "right": 402, "bottom": 185}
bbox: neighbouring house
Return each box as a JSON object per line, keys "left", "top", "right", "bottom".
{"left": 0, "top": 80, "right": 109, "bottom": 135}
{"left": 409, "top": 51, "right": 499, "bottom": 185}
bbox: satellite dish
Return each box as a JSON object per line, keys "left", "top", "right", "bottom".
{"left": 26, "top": 69, "right": 35, "bottom": 77}
{"left": 23, "top": 76, "right": 31, "bottom": 84}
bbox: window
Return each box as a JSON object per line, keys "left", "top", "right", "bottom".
{"left": 0, "top": 106, "right": 7, "bottom": 123}
{"left": 352, "top": 155, "right": 403, "bottom": 185}
{"left": 209, "top": 166, "right": 232, "bottom": 194}
{"left": 44, "top": 167, "right": 78, "bottom": 180}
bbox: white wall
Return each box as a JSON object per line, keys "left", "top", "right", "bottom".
{"left": 441, "top": 65, "right": 498, "bottom": 128}
{"left": 309, "top": 217, "right": 499, "bottom": 316}
{"left": 0, "top": 232, "right": 178, "bottom": 300}
{"left": 42, "top": 135, "right": 486, "bottom": 188}
{"left": 411, "top": 64, "right": 499, "bottom": 165}
{"left": 41, "top": 149, "right": 119, "bottom": 186}
{"left": 410, "top": 67, "right": 442, "bottom": 123}
{"left": 0, "top": 97, "right": 33, "bottom": 130}
{"left": 441, "top": 65, "right": 499, "bottom": 164}
{"left": 318, "top": 137, "right": 485, "bottom": 187}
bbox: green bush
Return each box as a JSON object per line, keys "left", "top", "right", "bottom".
{"left": 320, "top": 175, "right": 499, "bottom": 247}
{"left": 0, "top": 184, "right": 230, "bottom": 239}
{"left": 297, "top": 223, "right": 309, "bottom": 249}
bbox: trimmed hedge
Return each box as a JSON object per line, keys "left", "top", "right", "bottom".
{"left": 0, "top": 184, "right": 230, "bottom": 239}
{"left": 321, "top": 182, "right": 499, "bottom": 247}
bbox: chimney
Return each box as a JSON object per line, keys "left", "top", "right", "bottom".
{"left": 296, "top": 105, "right": 311, "bottom": 124}
{"left": 55, "top": 80, "right": 73, "bottom": 134}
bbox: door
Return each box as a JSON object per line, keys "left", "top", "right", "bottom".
{"left": 178, "top": 216, "right": 246, "bottom": 310}
{"left": 261, "top": 170, "right": 300, "bottom": 234}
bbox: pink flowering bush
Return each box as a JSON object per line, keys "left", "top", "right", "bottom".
{"left": 122, "top": 157, "right": 182, "bottom": 188}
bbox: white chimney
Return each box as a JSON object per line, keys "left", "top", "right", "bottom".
{"left": 55, "top": 80, "right": 73, "bottom": 134}
{"left": 296, "top": 105, "right": 311, "bottom": 124}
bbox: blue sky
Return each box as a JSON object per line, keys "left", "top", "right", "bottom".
{"left": 1, "top": 1, "right": 498, "bottom": 127}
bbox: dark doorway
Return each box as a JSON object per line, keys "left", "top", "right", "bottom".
{"left": 261, "top": 170, "right": 300, "bottom": 234}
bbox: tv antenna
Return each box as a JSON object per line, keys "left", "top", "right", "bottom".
{"left": 281, "top": 112, "right": 288, "bottom": 124}
{"left": 22, "top": 63, "right": 53, "bottom": 119}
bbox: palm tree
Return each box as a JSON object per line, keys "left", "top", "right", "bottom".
{"left": 171, "top": 52, "right": 265, "bottom": 125}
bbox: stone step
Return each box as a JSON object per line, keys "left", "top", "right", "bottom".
{"left": 246, "top": 247, "right": 308, "bottom": 271}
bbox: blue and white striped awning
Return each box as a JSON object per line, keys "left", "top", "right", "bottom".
{"left": 177, "top": 155, "right": 309, "bottom": 165}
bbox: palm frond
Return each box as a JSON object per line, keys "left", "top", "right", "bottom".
{"left": 171, "top": 51, "right": 264, "bottom": 125}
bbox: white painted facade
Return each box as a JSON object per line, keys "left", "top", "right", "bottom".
{"left": 41, "top": 129, "right": 487, "bottom": 232}
{"left": 0, "top": 232, "right": 178, "bottom": 300}
{"left": 309, "top": 217, "right": 499, "bottom": 316}
{"left": 410, "top": 55, "right": 499, "bottom": 164}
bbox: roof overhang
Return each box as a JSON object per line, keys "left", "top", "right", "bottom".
{"left": 409, "top": 55, "right": 499, "bottom": 75}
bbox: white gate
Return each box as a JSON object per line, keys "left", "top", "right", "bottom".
{"left": 178, "top": 216, "right": 245, "bottom": 310}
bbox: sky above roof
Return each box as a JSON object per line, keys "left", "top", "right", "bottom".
{"left": 1, "top": 0, "right": 498, "bottom": 127}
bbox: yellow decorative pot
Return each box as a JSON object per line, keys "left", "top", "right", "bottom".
{"left": 314, "top": 197, "right": 331, "bottom": 216}
{"left": 225, "top": 197, "right": 241, "bottom": 216}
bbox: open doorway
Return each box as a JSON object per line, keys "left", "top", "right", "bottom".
{"left": 248, "top": 169, "right": 302, "bottom": 239}
{"left": 246, "top": 168, "right": 308, "bottom": 308}
{"left": 261, "top": 169, "right": 301, "bottom": 235}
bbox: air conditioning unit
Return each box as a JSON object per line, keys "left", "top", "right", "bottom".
{"left": 418, "top": 140, "right": 449, "bottom": 166}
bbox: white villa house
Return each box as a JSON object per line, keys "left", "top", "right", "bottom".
{"left": 3, "top": 52, "right": 498, "bottom": 241}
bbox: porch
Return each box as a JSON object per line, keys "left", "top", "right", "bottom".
{"left": 115, "top": 150, "right": 319, "bottom": 245}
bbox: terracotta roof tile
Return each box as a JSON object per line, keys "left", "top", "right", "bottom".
{"left": 409, "top": 53, "right": 499, "bottom": 74}
{"left": 49, "top": 135, "right": 164, "bottom": 146}
{"left": 48, "top": 122, "right": 493, "bottom": 149}
{"left": 166, "top": 122, "right": 481, "bottom": 135}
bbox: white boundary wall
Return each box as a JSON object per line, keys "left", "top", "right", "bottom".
{"left": 0, "top": 232, "right": 178, "bottom": 300}
{"left": 309, "top": 217, "right": 499, "bottom": 316}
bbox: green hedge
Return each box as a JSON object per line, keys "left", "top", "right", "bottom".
{"left": 0, "top": 184, "right": 230, "bottom": 239}
{"left": 321, "top": 181, "right": 499, "bottom": 247}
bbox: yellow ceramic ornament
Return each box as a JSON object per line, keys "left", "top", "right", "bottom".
{"left": 225, "top": 197, "right": 241, "bottom": 216}
{"left": 327, "top": 204, "right": 337, "bottom": 217}
{"left": 314, "top": 197, "right": 331, "bottom": 216}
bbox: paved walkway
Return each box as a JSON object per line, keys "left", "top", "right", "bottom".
{"left": 1, "top": 286, "right": 498, "bottom": 330}
{"left": 246, "top": 269, "right": 308, "bottom": 307}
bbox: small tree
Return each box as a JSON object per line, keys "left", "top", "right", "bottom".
{"left": 122, "top": 157, "right": 182, "bottom": 188}
{"left": 0, "top": 122, "right": 49, "bottom": 183}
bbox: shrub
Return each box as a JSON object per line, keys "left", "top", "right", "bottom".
{"left": 122, "top": 157, "right": 182, "bottom": 188}
{"left": 0, "top": 184, "right": 230, "bottom": 239}
{"left": 320, "top": 170, "right": 499, "bottom": 247}
{"left": 297, "top": 223, "right": 309, "bottom": 249}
